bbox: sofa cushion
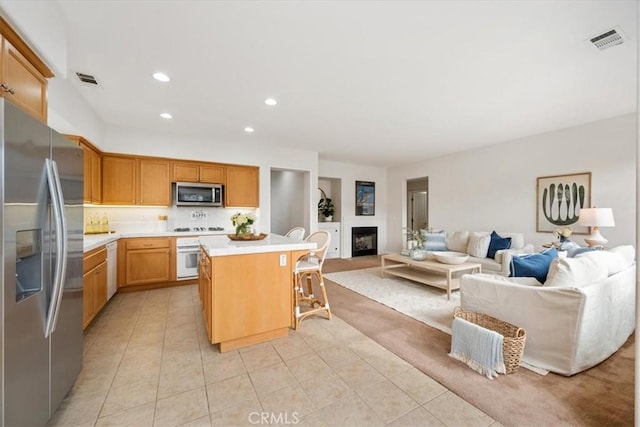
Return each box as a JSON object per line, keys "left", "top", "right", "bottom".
{"left": 577, "top": 246, "right": 635, "bottom": 276}
{"left": 609, "top": 245, "right": 635, "bottom": 268}
{"left": 497, "top": 232, "right": 524, "bottom": 250}
{"left": 446, "top": 231, "right": 469, "bottom": 253}
{"left": 510, "top": 248, "right": 558, "bottom": 283}
{"left": 466, "top": 232, "right": 491, "bottom": 258}
{"left": 420, "top": 229, "right": 447, "bottom": 251}
{"left": 545, "top": 256, "right": 608, "bottom": 288}
{"left": 487, "top": 231, "right": 512, "bottom": 259}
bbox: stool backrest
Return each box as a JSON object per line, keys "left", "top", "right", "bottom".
{"left": 285, "top": 227, "right": 305, "bottom": 240}
{"left": 305, "top": 230, "right": 331, "bottom": 267}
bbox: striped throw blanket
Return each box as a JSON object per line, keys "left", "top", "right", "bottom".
{"left": 449, "top": 317, "right": 506, "bottom": 379}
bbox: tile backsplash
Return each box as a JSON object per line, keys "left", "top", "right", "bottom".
{"left": 84, "top": 206, "right": 258, "bottom": 233}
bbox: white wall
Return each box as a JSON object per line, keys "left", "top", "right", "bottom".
{"left": 388, "top": 113, "right": 637, "bottom": 252}
{"left": 0, "top": 1, "right": 104, "bottom": 145}
{"left": 319, "top": 160, "right": 388, "bottom": 257}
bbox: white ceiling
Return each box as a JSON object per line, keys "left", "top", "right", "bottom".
{"left": 56, "top": 1, "right": 637, "bottom": 168}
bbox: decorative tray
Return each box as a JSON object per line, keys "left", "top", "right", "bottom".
{"left": 227, "top": 233, "right": 268, "bottom": 241}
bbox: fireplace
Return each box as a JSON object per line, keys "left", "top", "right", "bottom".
{"left": 352, "top": 226, "right": 378, "bottom": 257}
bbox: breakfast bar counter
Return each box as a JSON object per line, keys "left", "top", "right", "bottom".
{"left": 197, "top": 234, "right": 314, "bottom": 352}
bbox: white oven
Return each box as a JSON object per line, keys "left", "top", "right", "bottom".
{"left": 176, "top": 237, "right": 200, "bottom": 280}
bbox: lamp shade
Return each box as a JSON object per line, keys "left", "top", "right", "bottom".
{"left": 578, "top": 208, "right": 615, "bottom": 227}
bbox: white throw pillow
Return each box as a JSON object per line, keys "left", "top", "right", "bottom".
{"left": 466, "top": 232, "right": 491, "bottom": 258}
{"left": 446, "top": 231, "right": 469, "bottom": 253}
{"left": 544, "top": 256, "right": 608, "bottom": 288}
{"left": 498, "top": 232, "right": 524, "bottom": 250}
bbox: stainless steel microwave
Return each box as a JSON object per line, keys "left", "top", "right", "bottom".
{"left": 174, "top": 182, "right": 223, "bottom": 207}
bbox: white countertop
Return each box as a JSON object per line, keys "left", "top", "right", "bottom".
{"left": 83, "top": 230, "right": 232, "bottom": 252}
{"left": 199, "top": 234, "right": 315, "bottom": 257}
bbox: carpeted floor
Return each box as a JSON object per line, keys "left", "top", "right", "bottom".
{"left": 322, "top": 255, "right": 635, "bottom": 427}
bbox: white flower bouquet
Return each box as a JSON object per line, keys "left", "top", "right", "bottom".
{"left": 231, "top": 212, "right": 256, "bottom": 235}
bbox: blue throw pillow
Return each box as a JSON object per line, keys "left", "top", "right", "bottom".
{"left": 420, "top": 229, "right": 447, "bottom": 251}
{"left": 510, "top": 248, "right": 558, "bottom": 283}
{"left": 487, "top": 231, "right": 512, "bottom": 259}
{"left": 570, "top": 246, "right": 598, "bottom": 257}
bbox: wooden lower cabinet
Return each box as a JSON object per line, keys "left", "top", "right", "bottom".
{"left": 115, "top": 237, "right": 185, "bottom": 292}
{"left": 199, "top": 249, "right": 307, "bottom": 352}
{"left": 83, "top": 246, "right": 108, "bottom": 329}
{"left": 121, "top": 237, "right": 171, "bottom": 286}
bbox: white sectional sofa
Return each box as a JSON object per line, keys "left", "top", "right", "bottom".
{"left": 460, "top": 246, "right": 636, "bottom": 376}
{"left": 442, "top": 231, "right": 534, "bottom": 276}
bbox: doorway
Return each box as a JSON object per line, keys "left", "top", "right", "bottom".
{"left": 270, "top": 169, "right": 309, "bottom": 235}
{"left": 407, "top": 177, "right": 428, "bottom": 231}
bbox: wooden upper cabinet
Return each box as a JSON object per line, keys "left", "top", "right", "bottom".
{"left": 172, "top": 161, "right": 225, "bottom": 184}
{"left": 0, "top": 18, "right": 52, "bottom": 123}
{"left": 199, "top": 164, "right": 225, "bottom": 184}
{"left": 65, "top": 135, "right": 102, "bottom": 204}
{"left": 138, "top": 158, "right": 170, "bottom": 205}
{"left": 102, "top": 155, "right": 170, "bottom": 206}
{"left": 172, "top": 162, "right": 199, "bottom": 182}
{"left": 102, "top": 155, "right": 137, "bottom": 204}
{"left": 225, "top": 165, "right": 259, "bottom": 207}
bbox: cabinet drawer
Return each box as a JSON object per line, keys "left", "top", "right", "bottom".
{"left": 125, "top": 238, "right": 170, "bottom": 250}
{"left": 84, "top": 246, "right": 107, "bottom": 273}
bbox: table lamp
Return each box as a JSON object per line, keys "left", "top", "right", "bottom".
{"left": 578, "top": 208, "right": 615, "bottom": 246}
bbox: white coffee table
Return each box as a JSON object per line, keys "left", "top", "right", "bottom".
{"left": 381, "top": 253, "right": 482, "bottom": 300}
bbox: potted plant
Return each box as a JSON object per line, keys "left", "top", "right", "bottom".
{"left": 318, "top": 188, "right": 335, "bottom": 221}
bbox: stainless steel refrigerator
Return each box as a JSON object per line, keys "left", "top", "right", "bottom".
{"left": 0, "top": 99, "right": 83, "bottom": 426}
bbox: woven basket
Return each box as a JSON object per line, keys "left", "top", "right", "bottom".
{"left": 453, "top": 307, "right": 526, "bottom": 374}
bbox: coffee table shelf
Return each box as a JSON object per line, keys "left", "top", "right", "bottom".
{"left": 381, "top": 253, "right": 481, "bottom": 300}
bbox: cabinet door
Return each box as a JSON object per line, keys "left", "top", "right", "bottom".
{"left": 82, "top": 270, "right": 95, "bottom": 329}
{"left": 81, "top": 145, "right": 92, "bottom": 203}
{"left": 125, "top": 248, "right": 171, "bottom": 285}
{"left": 199, "top": 164, "right": 225, "bottom": 184}
{"left": 172, "top": 162, "right": 199, "bottom": 182}
{"left": 94, "top": 262, "right": 108, "bottom": 314}
{"left": 138, "top": 158, "right": 170, "bottom": 205}
{"left": 0, "top": 37, "right": 47, "bottom": 122}
{"left": 225, "top": 165, "right": 259, "bottom": 207}
{"left": 90, "top": 149, "right": 102, "bottom": 203}
{"left": 102, "top": 155, "right": 137, "bottom": 204}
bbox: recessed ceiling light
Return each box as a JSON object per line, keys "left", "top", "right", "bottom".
{"left": 244, "top": 127, "right": 255, "bottom": 133}
{"left": 153, "top": 72, "right": 171, "bottom": 82}
{"left": 160, "top": 112, "right": 173, "bottom": 119}
{"left": 264, "top": 98, "right": 277, "bottom": 106}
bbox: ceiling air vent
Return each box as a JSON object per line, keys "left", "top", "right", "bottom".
{"left": 588, "top": 27, "right": 625, "bottom": 51}
{"left": 75, "top": 72, "right": 98, "bottom": 85}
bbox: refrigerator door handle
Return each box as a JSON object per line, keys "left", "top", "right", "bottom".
{"left": 44, "top": 158, "right": 68, "bottom": 337}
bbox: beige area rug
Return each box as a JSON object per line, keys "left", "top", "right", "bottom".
{"left": 324, "top": 267, "right": 459, "bottom": 334}
{"left": 323, "top": 261, "right": 635, "bottom": 426}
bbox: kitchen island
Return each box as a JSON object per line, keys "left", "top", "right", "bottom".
{"left": 198, "top": 234, "right": 315, "bottom": 352}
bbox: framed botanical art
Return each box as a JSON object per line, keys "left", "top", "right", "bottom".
{"left": 536, "top": 172, "right": 591, "bottom": 234}
{"left": 355, "top": 181, "right": 375, "bottom": 216}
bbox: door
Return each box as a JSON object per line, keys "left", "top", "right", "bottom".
{"left": 2, "top": 99, "right": 51, "bottom": 426}
{"left": 50, "top": 130, "right": 83, "bottom": 413}
{"left": 408, "top": 191, "right": 428, "bottom": 230}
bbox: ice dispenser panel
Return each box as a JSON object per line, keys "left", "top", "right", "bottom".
{"left": 16, "top": 229, "right": 43, "bottom": 302}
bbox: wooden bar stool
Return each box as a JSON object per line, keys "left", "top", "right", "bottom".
{"left": 293, "top": 230, "right": 331, "bottom": 329}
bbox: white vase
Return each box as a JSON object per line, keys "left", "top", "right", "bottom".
{"left": 324, "top": 215, "right": 333, "bottom": 222}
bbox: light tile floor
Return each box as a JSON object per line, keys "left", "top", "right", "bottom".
{"left": 49, "top": 285, "right": 499, "bottom": 427}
